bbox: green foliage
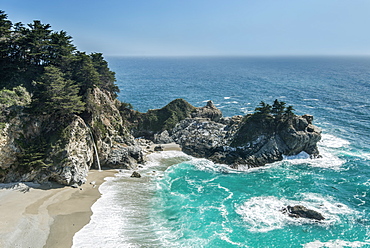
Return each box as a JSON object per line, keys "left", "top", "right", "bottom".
{"left": 0, "top": 86, "right": 31, "bottom": 107}
{"left": 285, "top": 105, "right": 295, "bottom": 116}
{"left": 232, "top": 100, "right": 296, "bottom": 146}
{"left": 0, "top": 10, "right": 119, "bottom": 113}
{"left": 0, "top": 122, "right": 6, "bottom": 130}
{"left": 0, "top": 10, "right": 123, "bottom": 178}
{"left": 254, "top": 101, "right": 272, "bottom": 115}
{"left": 132, "top": 99, "right": 196, "bottom": 136}
{"left": 0, "top": 86, "right": 31, "bottom": 123}
{"left": 16, "top": 138, "right": 49, "bottom": 171}
{"left": 272, "top": 99, "right": 286, "bottom": 116}
{"left": 90, "top": 53, "right": 119, "bottom": 96}
{"left": 31, "top": 66, "right": 85, "bottom": 116}
{"left": 93, "top": 119, "right": 108, "bottom": 137}
{"left": 120, "top": 101, "right": 133, "bottom": 110}
{"left": 254, "top": 99, "right": 294, "bottom": 117}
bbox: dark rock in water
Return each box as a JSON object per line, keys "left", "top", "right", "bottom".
{"left": 154, "top": 145, "right": 164, "bottom": 151}
{"left": 282, "top": 205, "right": 325, "bottom": 221}
{"left": 130, "top": 171, "right": 141, "bottom": 178}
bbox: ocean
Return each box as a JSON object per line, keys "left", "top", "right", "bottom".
{"left": 73, "top": 57, "right": 370, "bottom": 248}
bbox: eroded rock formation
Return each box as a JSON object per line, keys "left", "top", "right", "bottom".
{"left": 151, "top": 100, "right": 321, "bottom": 168}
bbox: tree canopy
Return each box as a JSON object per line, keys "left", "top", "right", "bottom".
{"left": 0, "top": 10, "right": 118, "bottom": 117}
{"left": 254, "top": 99, "right": 295, "bottom": 117}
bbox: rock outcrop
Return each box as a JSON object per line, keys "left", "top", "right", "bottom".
{"left": 281, "top": 205, "right": 325, "bottom": 221}
{"left": 137, "top": 100, "right": 321, "bottom": 168}
{"left": 190, "top": 100, "right": 222, "bottom": 122}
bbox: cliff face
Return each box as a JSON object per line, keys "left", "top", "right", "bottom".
{"left": 0, "top": 112, "right": 94, "bottom": 185}
{"left": 0, "top": 88, "right": 144, "bottom": 185}
{"left": 85, "top": 88, "right": 144, "bottom": 169}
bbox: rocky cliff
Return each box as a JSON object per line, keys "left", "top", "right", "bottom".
{"left": 0, "top": 88, "right": 144, "bottom": 185}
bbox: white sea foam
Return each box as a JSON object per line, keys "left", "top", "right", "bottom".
{"left": 224, "top": 96, "right": 231, "bottom": 99}
{"left": 73, "top": 151, "right": 191, "bottom": 248}
{"left": 281, "top": 133, "right": 350, "bottom": 169}
{"left": 192, "top": 158, "right": 242, "bottom": 174}
{"left": 320, "top": 133, "right": 350, "bottom": 148}
{"left": 303, "top": 239, "right": 370, "bottom": 248}
{"left": 283, "top": 149, "right": 345, "bottom": 169}
{"left": 283, "top": 151, "right": 311, "bottom": 160}
{"left": 235, "top": 193, "right": 354, "bottom": 233}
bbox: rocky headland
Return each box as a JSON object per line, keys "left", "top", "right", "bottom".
{"left": 125, "top": 98, "right": 321, "bottom": 168}
{"left": 0, "top": 92, "right": 321, "bottom": 186}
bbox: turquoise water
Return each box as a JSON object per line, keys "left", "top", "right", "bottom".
{"left": 73, "top": 57, "right": 370, "bottom": 247}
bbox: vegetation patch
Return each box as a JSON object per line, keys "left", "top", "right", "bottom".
{"left": 131, "top": 98, "right": 196, "bottom": 137}
{"left": 231, "top": 100, "right": 295, "bottom": 146}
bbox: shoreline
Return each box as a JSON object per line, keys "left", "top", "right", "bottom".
{"left": 0, "top": 169, "right": 117, "bottom": 248}
{"left": 0, "top": 143, "right": 181, "bottom": 248}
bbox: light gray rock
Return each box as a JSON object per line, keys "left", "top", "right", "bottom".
{"left": 154, "top": 130, "right": 174, "bottom": 144}
{"left": 191, "top": 100, "right": 223, "bottom": 122}
{"left": 168, "top": 112, "right": 321, "bottom": 168}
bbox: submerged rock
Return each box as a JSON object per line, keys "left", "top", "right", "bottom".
{"left": 282, "top": 205, "right": 325, "bottom": 221}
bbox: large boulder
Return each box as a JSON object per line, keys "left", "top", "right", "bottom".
{"left": 282, "top": 205, "right": 325, "bottom": 221}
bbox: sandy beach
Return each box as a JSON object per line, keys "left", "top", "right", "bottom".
{"left": 0, "top": 144, "right": 181, "bottom": 248}
{"left": 0, "top": 169, "right": 117, "bottom": 248}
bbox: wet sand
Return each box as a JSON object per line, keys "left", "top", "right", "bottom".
{"left": 0, "top": 169, "right": 116, "bottom": 248}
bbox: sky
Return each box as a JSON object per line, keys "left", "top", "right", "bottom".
{"left": 1, "top": 0, "right": 370, "bottom": 56}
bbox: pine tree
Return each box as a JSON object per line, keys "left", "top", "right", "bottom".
{"left": 33, "top": 66, "right": 85, "bottom": 116}
{"left": 255, "top": 101, "right": 272, "bottom": 115}
{"left": 284, "top": 105, "right": 295, "bottom": 117}
{"left": 272, "top": 99, "right": 286, "bottom": 116}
